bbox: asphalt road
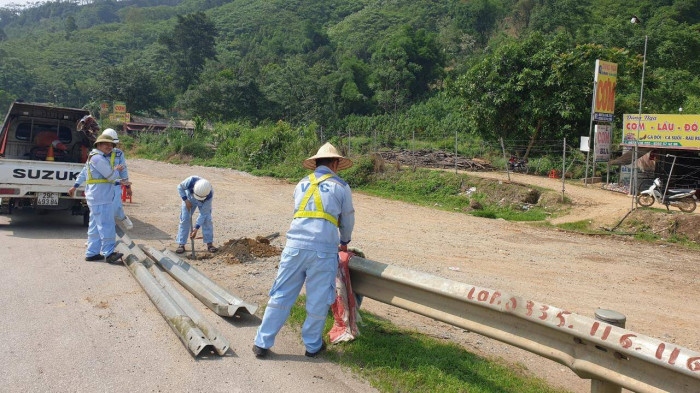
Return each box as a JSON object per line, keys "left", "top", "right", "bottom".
{"left": 0, "top": 211, "right": 375, "bottom": 393}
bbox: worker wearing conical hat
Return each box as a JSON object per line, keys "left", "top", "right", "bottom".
{"left": 83, "top": 134, "right": 124, "bottom": 264}
{"left": 253, "top": 142, "right": 355, "bottom": 359}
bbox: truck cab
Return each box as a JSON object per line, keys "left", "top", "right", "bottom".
{"left": 0, "top": 101, "right": 93, "bottom": 225}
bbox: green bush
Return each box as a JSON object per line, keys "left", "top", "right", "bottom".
{"left": 181, "top": 140, "right": 214, "bottom": 158}
{"left": 343, "top": 156, "right": 376, "bottom": 187}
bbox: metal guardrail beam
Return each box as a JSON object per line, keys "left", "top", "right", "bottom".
{"left": 115, "top": 231, "right": 215, "bottom": 357}
{"left": 115, "top": 227, "right": 223, "bottom": 356}
{"left": 348, "top": 256, "right": 700, "bottom": 393}
{"left": 151, "top": 265, "right": 230, "bottom": 356}
{"left": 156, "top": 248, "right": 258, "bottom": 316}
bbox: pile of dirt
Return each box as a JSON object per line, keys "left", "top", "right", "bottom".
{"left": 621, "top": 209, "right": 700, "bottom": 242}
{"left": 459, "top": 176, "right": 546, "bottom": 211}
{"left": 217, "top": 236, "right": 282, "bottom": 264}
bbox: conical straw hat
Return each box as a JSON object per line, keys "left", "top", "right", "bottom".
{"left": 93, "top": 134, "right": 115, "bottom": 147}
{"left": 302, "top": 142, "right": 353, "bottom": 171}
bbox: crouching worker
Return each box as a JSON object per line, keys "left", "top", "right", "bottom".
{"left": 84, "top": 134, "right": 124, "bottom": 264}
{"left": 175, "top": 176, "right": 218, "bottom": 254}
{"left": 253, "top": 142, "right": 355, "bottom": 359}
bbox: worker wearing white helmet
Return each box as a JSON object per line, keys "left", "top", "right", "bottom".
{"left": 175, "top": 176, "right": 217, "bottom": 254}
{"left": 69, "top": 128, "right": 133, "bottom": 230}
{"left": 102, "top": 128, "right": 133, "bottom": 230}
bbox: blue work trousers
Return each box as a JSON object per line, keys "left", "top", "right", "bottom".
{"left": 112, "top": 184, "right": 125, "bottom": 221}
{"left": 176, "top": 201, "right": 213, "bottom": 245}
{"left": 86, "top": 203, "right": 117, "bottom": 257}
{"left": 254, "top": 247, "right": 338, "bottom": 353}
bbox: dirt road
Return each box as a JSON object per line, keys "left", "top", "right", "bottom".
{"left": 467, "top": 170, "right": 637, "bottom": 227}
{"left": 5, "top": 159, "right": 695, "bottom": 392}
{"left": 113, "top": 159, "right": 699, "bottom": 393}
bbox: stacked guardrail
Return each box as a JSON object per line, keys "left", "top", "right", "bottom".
{"left": 115, "top": 229, "right": 257, "bottom": 357}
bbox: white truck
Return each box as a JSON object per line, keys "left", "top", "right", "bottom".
{"left": 0, "top": 101, "right": 92, "bottom": 225}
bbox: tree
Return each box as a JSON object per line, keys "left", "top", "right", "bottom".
{"left": 368, "top": 26, "right": 444, "bottom": 114}
{"left": 0, "top": 49, "right": 35, "bottom": 102}
{"left": 178, "top": 67, "right": 263, "bottom": 122}
{"left": 452, "top": 32, "right": 633, "bottom": 156}
{"left": 64, "top": 15, "right": 77, "bottom": 40}
{"left": 158, "top": 12, "right": 218, "bottom": 91}
{"left": 528, "top": 0, "right": 591, "bottom": 38}
{"left": 95, "top": 63, "right": 168, "bottom": 115}
{"left": 336, "top": 56, "right": 373, "bottom": 116}
{"left": 448, "top": 0, "right": 503, "bottom": 45}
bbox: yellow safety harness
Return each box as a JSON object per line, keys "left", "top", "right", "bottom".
{"left": 86, "top": 150, "right": 116, "bottom": 184}
{"left": 293, "top": 173, "right": 338, "bottom": 226}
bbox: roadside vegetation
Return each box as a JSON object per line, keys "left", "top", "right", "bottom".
{"left": 287, "top": 297, "right": 568, "bottom": 393}
{"left": 3, "top": 0, "right": 699, "bottom": 166}
{"left": 123, "top": 127, "right": 576, "bottom": 223}
{"left": 124, "top": 125, "right": 700, "bottom": 249}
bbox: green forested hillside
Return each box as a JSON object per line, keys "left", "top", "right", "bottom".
{"left": 1, "top": 0, "right": 699, "bottom": 150}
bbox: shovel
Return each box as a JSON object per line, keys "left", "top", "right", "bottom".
{"left": 189, "top": 207, "right": 196, "bottom": 260}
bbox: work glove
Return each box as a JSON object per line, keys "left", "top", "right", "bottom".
{"left": 190, "top": 228, "right": 198, "bottom": 239}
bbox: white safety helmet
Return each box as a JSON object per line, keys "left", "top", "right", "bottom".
{"left": 101, "top": 128, "right": 119, "bottom": 143}
{"left": 193, "top": 179, "right": 212, "bottom": 201}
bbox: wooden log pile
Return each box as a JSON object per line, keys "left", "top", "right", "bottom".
{"left": 377, "top": 149, "right": 494, "bottom": 171}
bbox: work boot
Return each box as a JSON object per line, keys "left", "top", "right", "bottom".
{"left": 207, "top": 243, "right": 218, "bottom": 253}
{"left": 85, "top": 254, "right": 102, "bottom": 262}
{"left": 252, "top": 345, "right": 268, "bottom": 358}
{"left": 120, "top": 216, "right": 133, "bottom": 230}
{"left": 304, "top": 342, "right": 327, "bottom": 358}
{"left": 106, "top": 252, "right": 123, "bottom": 264}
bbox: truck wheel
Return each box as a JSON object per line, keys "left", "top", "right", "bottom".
{"left": 83, "top": 210, "right": 90, "bottom": 227}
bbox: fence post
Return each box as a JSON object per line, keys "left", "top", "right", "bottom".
{"left": 591, "top": 309, "right": 626, "bottom": 393}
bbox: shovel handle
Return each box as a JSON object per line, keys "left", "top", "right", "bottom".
{"left": 189, "top": 207, "right": 196, "bottom": 258}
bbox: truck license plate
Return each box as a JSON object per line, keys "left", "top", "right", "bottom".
{"left": 36, "top": 192, "right": 59, "bottom": 206}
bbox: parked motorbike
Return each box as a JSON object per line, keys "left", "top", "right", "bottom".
{"left": 636, "top": 178, "right": 697, "bottom": 213}
{"left": 508, "top": 156, "right": 528, "bottom": 173}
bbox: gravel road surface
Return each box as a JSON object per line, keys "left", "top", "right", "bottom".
{"left": 2, "top": 159, "right": 698, "bottom": 393}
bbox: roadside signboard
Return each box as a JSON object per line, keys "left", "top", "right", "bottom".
{"left": 622, "top": 114, "right": 700, "bottom": 149}
{"left": 109, "top": 113, "right": 130, "bottom": 123}
{"left": 113, "top": 102, "right": 127, "bottom": 113}
{"left": 594, "top": 125, "right": 611, "bottom": 162}
{"left": 593, "top": 60, "right": 617, "bottom": 122}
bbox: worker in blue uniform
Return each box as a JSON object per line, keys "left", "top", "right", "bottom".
{"left": 101, "top": 128, "right": 132, "bottom": 229}
{"left": 83, "top": 134, "right": 124, "bottom": 264}
{"left": 69, "top": 128, "right": 133, "bottom": 230}
{"left": 253, "top": 142, "right": 355, "bottom": 358}
{"left": 175, "top": 176, "right": 218, "bottom": 254}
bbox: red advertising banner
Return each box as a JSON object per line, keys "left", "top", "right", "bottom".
{"left": 113, "top": 101, "right": 127, "bottom": 113}
{"left": 594, "top": 60, "right": 617, "bottom": 122}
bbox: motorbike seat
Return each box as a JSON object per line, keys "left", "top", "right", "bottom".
{"left": 668, "top": 188, "right": 694, "bottom": 194}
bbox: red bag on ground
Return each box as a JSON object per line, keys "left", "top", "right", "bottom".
{"left": 328, "top": 251, "right": 360, "bottom": 344}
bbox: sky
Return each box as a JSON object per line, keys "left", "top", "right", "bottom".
{"left": 0, "top": 0, "right": 40, "bottom": 8}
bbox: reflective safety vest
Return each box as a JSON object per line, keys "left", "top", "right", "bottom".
{"left": 293, "top": 173, "right": 338, "bottom": 226}
{"left": 86, "top": 151, "right": 116, "bottom": 184}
